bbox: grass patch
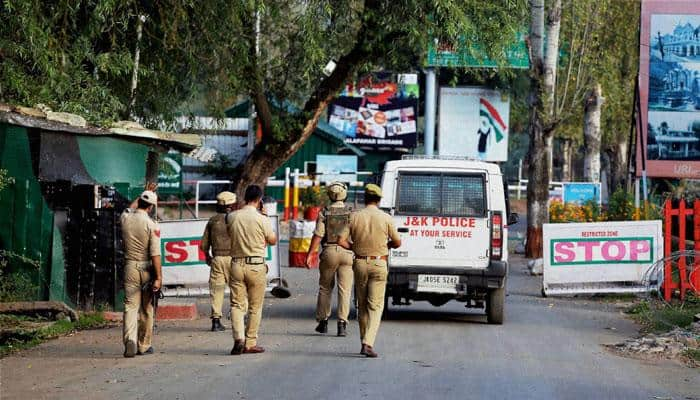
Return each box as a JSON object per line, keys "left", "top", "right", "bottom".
{"left": 626, "top": 295, "right": 700, "bottom": 334}
{"left": 0, "top": 312, "right": 109, "bottom": 357}
{"left": 685, "top": 348, "right": 700, "bottom": 363}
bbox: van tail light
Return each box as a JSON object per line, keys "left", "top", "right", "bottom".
{"left": 491, "top": 212, "right": 503, "bottom": 260}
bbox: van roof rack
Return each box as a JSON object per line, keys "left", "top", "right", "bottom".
{"left": 401, "top": 155, "right": 483, "bottom": 161}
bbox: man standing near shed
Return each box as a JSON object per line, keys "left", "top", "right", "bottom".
{"left": 306, "top": 182, "right": 354, "bottom": 337}
{"left": 120, "top": 184, "right": 162, "bottom": 358}
{"left": 227, "top": 185, "right": 277, "bottom": 355}
{"left": 338, "top": 184, "right": 401, "bottom": 358}
{"left": 200, "top": 191, "right": 236, "bottom": 332}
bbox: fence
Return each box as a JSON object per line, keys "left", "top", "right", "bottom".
{"left": 662, "top": 199, "right": 700, "bottom": 301}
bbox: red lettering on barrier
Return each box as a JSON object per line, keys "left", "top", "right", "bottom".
{"left": 165, "top": 241, "right": 188, "bottom": 263}
{"left": 578, "top": 241, "right": 600, "bottom": 261}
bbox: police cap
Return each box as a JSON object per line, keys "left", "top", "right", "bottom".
{"left": 139, "top": 190, "right": 158, "bottom": 206}
{"left": 364, "top": 184, "right": 382, "bottom": 197}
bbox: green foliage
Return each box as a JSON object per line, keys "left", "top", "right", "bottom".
{"left": 0, "top": 169, "right": 14, "bottom": 199}
{"left": 0, "top": 0, "right": 528, "bottom": 133}
{"left": 607, "top": 188, "right": 636, "bottom": 221}
{"left": 0, "top": 313, "right": 108, "bottom": 357}
{"left": 300, "top": 186, "right": 327, "bottom": 208}
{"left": 0, "top": 250, "right": 41, "bottom": 302}
{"left": 626, "top": 296, "right": 700, "bottom": 334}
{"left": 555, "top": 0, "right": 639, "bottom": 142}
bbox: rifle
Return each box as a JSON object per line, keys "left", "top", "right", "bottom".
{"left": 142, "top": 282, "right": 165, "bottom": 334}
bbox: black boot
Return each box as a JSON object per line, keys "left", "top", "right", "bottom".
{"left": 315, "top": 319, "right": 328, "bottom": 334}
{"left": 211, "top": 318, "right": 226, "bottom": 332}
{"left": 337, "top": 320, "right": 347, "bottom": 337}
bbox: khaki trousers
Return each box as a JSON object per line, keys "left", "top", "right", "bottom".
{"left": 353, "top": 258, "right": 388, "bottom": 347}
{"left": 123, "top": 261, "right": 154, "bottom": 353}
{"left": 229, "top": 259, "right": 267, "bottom": 348}
{"left": 209, "top": 256, "right": 231, "bottom": 319}
{"left": 316, "top": 245, "right": 354, "bottom": 322}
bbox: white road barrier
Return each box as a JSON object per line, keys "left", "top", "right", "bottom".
{"left": 542, "top": 220, "right": 663, "bottom": 296}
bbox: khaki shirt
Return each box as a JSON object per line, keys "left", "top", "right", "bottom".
{"left": 200, "top": 213, "right": 232, "bottom": 256}
{"left": 344, "top": 205, "right": 400, "bottom": 257}
{"left": 313, "top": 200, "right": 345, "bottom": 238}
{"left": 227, "top": 205, "right": 275, "bottom": 258}
{"left": 120, "top": 209, "right": 160, "bottom": 261}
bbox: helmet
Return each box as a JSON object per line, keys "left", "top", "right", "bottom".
{"left": 216, "top": 191, "right": 237, "bottom": 206}
{"left": 326, "top": 182, "right": 348, "bottom": 202}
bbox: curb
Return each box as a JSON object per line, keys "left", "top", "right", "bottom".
{"left": 102, "top": 303, "right": 198, "bottom": 322}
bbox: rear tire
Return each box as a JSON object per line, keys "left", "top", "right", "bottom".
{"left": 486, "top": 287, "right": 505, "bottom": 325}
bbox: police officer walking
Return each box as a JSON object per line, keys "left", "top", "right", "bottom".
{"left": 226, "top": 185, "right": 277, "bottom": 355}
{"left": 200, "top": 191, "right": 236, "bottom": 332}
{"left": 120, "top": 185, "right": 162, "bottom": 358}
{"left": 338, "top": 184, "right": 401, "bottom": 358}
{"left": 306, "top": 182, "right": 354, "bottom": 337}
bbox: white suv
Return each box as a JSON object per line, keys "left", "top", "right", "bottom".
{"left": 380, "top": 156, "right": 517, "bottom": 324}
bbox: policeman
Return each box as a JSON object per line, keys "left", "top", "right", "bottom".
{"left": 120, "top": 186, "right": 162, "bottom": 358}
{"left": 306, "top": 182, "right": 354, "bottom": 337}
{"left": 200, "top": 191, "right": 236, "bottom": 332}
{"left": 226, "top": 185, "right": 277, "bottom": 355}
{"left": 338, "top": 184, "right": 401, "bottom": 358}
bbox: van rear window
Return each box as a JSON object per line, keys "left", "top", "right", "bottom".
{"left": 396, "top": 173, "right": 486, "bottom": 217}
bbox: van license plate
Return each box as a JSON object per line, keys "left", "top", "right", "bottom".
{"left": 416, "top": 274, "right": 460, "bottom": 293}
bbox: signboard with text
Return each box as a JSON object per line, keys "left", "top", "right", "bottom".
{"left": 159, "top": 216, "right": 280, "bottom": 288}
{"left": 158, "top": 151, "right": 183, "bottom": 195}
{"left": 543, "top": 220, "right": 663, "bottom": 295}
{"left": 562, "top": 182, "right": 601, "bottom": 205}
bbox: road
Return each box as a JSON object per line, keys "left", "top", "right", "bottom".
{"left": 1, "top": 255, "right": 698, "bottom": 400}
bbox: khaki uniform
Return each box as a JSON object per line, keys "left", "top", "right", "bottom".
{"left": 344, "top": 205, "right": 400, "bottom": 347}
{"left": 227, "top": 205, "right": 275, "bottom": 348}
{"left": 314, "top": 201, "right": 354, "bottom": 323}
{"left": 200, "top": 213, "right": 232, "bottom": 319}
{"left": 120, "top": 208, "right": 160, "bottom": 353}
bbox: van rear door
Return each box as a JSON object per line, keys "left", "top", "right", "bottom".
{"left": 391, "top": 172, "right": 491, "bottom": 269}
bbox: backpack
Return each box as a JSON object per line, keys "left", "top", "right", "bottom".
{"left": 323, "top": 206, "right": 352, "bottom": 244}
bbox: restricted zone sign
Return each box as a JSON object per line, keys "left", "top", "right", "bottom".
{"left": 542, "top": 220, "right": 663, "bottom": 296}
{"left": 159, "top": 216, "right": 281, "bottom": 290}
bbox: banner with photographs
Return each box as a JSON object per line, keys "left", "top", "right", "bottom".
{"left": 328, "top": 73, "right": 418, "bottom": 149}
{"left": 639, "top": 0, "right": 700, "bottom": 178}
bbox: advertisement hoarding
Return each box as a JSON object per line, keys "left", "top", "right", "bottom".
{"left": 159, "top": 216, "right": 280, "bottom": 288}
{"left": 543, "top": 220, "right": 663, "bottom": 295}
{"left": 438, "top": 87, "right": 510, "bottom": 162}
{"left": 328, "top": 73, "right": 418, "bottom": 148}
{"left": 638, "top": 0, "right": 700, "bottom": 178}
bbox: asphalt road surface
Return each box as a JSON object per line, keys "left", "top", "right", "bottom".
{"left": 1, "top": 255, "right": 698, "bottom": 400}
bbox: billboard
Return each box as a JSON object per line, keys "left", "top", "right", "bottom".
{"left": 316, "top": 155, "right": 357, "bottom": 183}
{"left": 543, "top": 220, "right": 663, "bottom": 295}
{"left": 438, "top": 87, "right": 510, "bottom": 162}
{"left": 328, "top": 73, "right": 418, "bottom": 148}
{"left": 639, "top": 0, "right": 700, "bottom": 178}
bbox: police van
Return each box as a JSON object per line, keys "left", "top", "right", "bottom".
{"left": 380, "top": 155, "right": 517, "bottom": 324}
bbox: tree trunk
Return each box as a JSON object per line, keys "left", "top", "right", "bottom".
{"left": 583, "top": 83, "right": 604, "bottom": 182}
{"left": 561, "top": 139, "right": 572, "bottom": 182}
{"left": 606, "top": 139, "right": 628, "bottom": 193}
{"left": 526, "top": 0, "right": 561, "bottom": 259}
{"left": 233, "top": 0, "right": 396, "bottom": 200}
